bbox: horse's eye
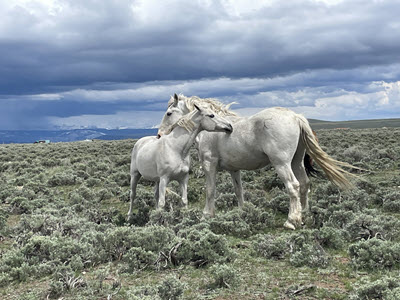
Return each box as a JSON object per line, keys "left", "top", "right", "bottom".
{"left": 209, "top": 114, "right": 215, "bottom": 118}
{"left": 167, "top": 112, "right": 172, "bottom": 116}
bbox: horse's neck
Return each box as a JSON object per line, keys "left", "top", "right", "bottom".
{"left": 167, "top": 126, "right": 200, "bottom": 158}
{"left": 180, "top": 102, "right": 191, "bottom": 114}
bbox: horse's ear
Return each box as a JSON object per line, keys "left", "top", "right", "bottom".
{"left": 194, "top": 104, "right": 201, "bottom": 112}
{"left": 173, "top": 93, "right": 179, "bottom": 107}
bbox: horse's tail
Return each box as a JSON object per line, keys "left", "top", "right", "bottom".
{"left": 297, "top": 115, "right": 357, "bottom": 189}
{"left": 304, "top": 153, "right": 319, "bottom": 177}
{"left": 304, "top": 130, "right": 320, "bottom": 177}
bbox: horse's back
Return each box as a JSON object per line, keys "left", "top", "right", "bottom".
{"left": 132, "top": 136, "right": 158, "bottom": 156}
{"left": 197, "top": 107, "right": 304, "bottom": 171}
{"left": 252, "top": 107, "right": 299, "bottom": 123}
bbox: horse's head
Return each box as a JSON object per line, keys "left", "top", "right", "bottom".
{"left": 157, "top": 93, "right": 235, "bottom": 138}
{"left": 157, "top": 94, "right": 185, "bottom": 138}
{"left": 192, "top": 104, "right": 233, "bottom": 134}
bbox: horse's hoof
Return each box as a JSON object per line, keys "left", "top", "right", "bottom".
{"left": 202, "top": 212, "right": 214, "bottom": 219}
{"left": 284, "top": 220, "right": 296, "bottom": 230}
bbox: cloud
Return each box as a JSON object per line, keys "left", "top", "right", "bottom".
{"left": 48, "top": 110, "right": 165, "bottom": 129}
{"left": 1, "top": 0, "right": 400, "bottom": 129}
{"left": 1, "top": 0, "right": 400, "bottom": 94}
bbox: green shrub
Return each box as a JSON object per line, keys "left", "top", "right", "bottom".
{"left": 342, "top": 146, "right": 363, "bottom": 163}
{"left": 126, "top": 285, "right": 158, "bottom": 300}
{"left": 177, "top": 225, "right": 234, "bottom": 266}
{"left": 210, "top": 263, "right": 239, "bottom": 288}
{"left": 0, "top": 208, "right": 8, "bottom": 233}
{"left": 0, "top": 186, "right": 15, "bottom": 202}
{"left": 316, "top": 226, "right": 346, "bottom": 250}
{"left": 86, "top": 177, "right": 102, "bottom": 187}
{"left": 215, "top": 192, "right": 237, "bottom": 210}
{"left": 348, "top": 238, "right": 400, "bottom": 270}
{"left": 209, "top": 209, "right": 251, "bottom": 237}
{"left": 382, "top": 191, "right": 400, "bottom": 212}
{"left": 48, "top": 280, "right": 64, "bottom": 299}
{"left": 265, "top": 193, "right": 289, "bottom": 214}
{"left": 48, "top": 265, "right": 86, "bottom": 298}
{"left": 76, "top": 185, "right": 96, "bottom": 201}
{"left": 0, "top": 250, "right": 31, "bottom": 283}
{"left": 263, "top": 173, "right": 285, "bottom": 190}
{"left": 103, "top": 225, "right": 177, "bottom": 262}
{"left": 345, "top": 213, "right": 400, "bottom": 241}
{"left": 349, "top": 277, "right": 400, "bottom": 299}
{"left": 217, "top": 175, "right": 234, "bottom": 194}
{"left": 386, "top": 288, "right": 400, "bottom": 300}
{"left": 253, "top": 234, "right": 288, "bottom": 260}
{"left": 289, "top": 243, "right": 330, "bottom": 268}
{"left": 172, "top": 208, "right": 203, "bottom": 233}
{"left": 288, "top": 230, "right": 330, "bottom": 268}
{"left": 10, "top": 196, "right": 46, "bottom": 214}
{"left": 47, "top": 171, "right": 80, "bottom": 187}
{"left": 21, "top": 235, "right": 91, "bottom": 265}
{"left": 240, "top": 202, "right": 274, "bottom": 232}
{"left": 212, "top": 202, "right": 272, "bottom": 236}
{"left": 128, "top": 188, "right": 156, "bottom": 226}
{"left": 148, "top": 209, "right": 176, "bottom": 227}
{"left": 111, "top": 171, "right": 130, "bottom": 186}
{"left": 122, "top": 247, "right": 158, "bottom": 272}
{"left": 157, "top": 275, "right": 185, "bottom": 300}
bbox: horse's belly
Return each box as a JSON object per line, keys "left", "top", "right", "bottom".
{"left": 168, "top": 164, "right": 190, "bottom": 180}
{"left": 135, "top": 147, "right": 160, "bottom": 181}
{"left": 219, "top": 151, "right": 270, "bottom": 171}
{"left": 136, "top": 160, "right": 159, "bottom": 181}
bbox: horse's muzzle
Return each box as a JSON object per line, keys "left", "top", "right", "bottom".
{"left": 225, "top": 124, "right": 233, "bottom": 133}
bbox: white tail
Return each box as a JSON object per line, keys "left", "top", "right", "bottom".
{"left": 297, "top": 115, "right": 358, "bottom": 189}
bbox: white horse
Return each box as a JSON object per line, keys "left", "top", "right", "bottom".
{"left": 128, "top": 104, "right": 233, "bottom": 218}
{"left": 158, "top": 94, "right": 356, "bottom": 230}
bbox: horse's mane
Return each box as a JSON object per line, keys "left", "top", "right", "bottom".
{"left": 168, "top": 94, "right": 237, "bottom": 117}
{"left": 166, "top": 110, "right": 197, "bottom": 134}
{"left": 176, "top": 110, "right": 197, "bottom": 132}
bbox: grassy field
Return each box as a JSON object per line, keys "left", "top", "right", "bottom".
{"left": 1, "top": 127, "right": 400, "bottom": 299}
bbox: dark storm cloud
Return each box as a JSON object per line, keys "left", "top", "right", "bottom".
{"left": 1, "top": 0, "right": 400, "bottom": 95}
{"left": 1, "top": 0, "right": 400, "bottom": 129}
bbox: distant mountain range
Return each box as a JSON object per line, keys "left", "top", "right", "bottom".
{"left": 0, "top": 128, "right": 158, "bottom": 144}
{"left": 1, "top": 118, "right": 399, "bottom": 144}
{"left": 308, "top": 118, "right": 400, "bottom": 130}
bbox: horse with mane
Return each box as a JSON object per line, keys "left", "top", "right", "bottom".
{"left": 158, "top": 94, "right": 357, "bottom": 230}
{"left": 128, "top": 104, "right": 233, "bottom": 218}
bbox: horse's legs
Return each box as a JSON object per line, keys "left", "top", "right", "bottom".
{"left": 154, "top": 181, "right": 160, "bottom": 202}
{"left": 158, "top": 176, "right": 169, "bottom": 208}
{"left": 274, "top": 164, "right": 302, "bottom": 230}
{"left": 128, "top": 171, "right": 141, "bottom": 218}
{"left": 203, "top": 158, "right": 218, "bottom": 217}
{"left": 229, "top": 170, "right": 244, "bottom": 207}
{"left": 291, "top": 146, "right": 310, "bottom": 212}
{"left": 179, "top": 174, "right": 189, "bottom": 208}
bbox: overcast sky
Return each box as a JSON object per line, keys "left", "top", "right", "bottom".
{"left": 1, "top": 0, "right": 400, "bottom": 130}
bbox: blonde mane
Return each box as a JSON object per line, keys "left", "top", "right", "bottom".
{"left": 168, "top": 94, "right": 237, "bottom": 117}
{"left": 166, "top": 110, "right": 197, "bottom": 134}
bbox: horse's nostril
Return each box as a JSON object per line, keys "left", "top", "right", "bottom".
{"left": 157, "top": 134, "right": 161, "bottom": 139}
{"left": 225, "top": 124, "right": 233, "bottom": 133}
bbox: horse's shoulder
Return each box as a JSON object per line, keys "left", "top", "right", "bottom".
{"left": 134, "top": 136, "right": 158, "bottom": 150}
